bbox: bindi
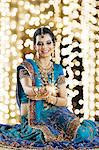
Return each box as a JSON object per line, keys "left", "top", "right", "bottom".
{"left": 41, "top": 35, "right": 44, "bottom": 38}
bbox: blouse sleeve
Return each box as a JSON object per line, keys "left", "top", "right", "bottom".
{"left": 19, "top": 68, "right": 29, "bottom": 80}
{"left": 57, "top": 65, "right": 65, "bottom": 86}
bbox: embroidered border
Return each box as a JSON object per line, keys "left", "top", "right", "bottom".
{"left": 31, "top": 125, "right": 57, "bottom": 141}
{"left": 20, "top": 60, "right": 36, "bottom": 126}
{"left": 65, "top": 117, "right": 80, "bottom": 140}
{"left": 21, "top": 60, "right": 35, "bottom": 86}
{"left": 19, "top": 69, "right": 29, "bottom": 79}
{"left": 57, "top": 75, "right": 65, "bottom": 85}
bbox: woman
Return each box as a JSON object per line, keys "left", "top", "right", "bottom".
{"left": 0, "top": 27, "right": 98, "bottom": 149}
{"left": 17, "top": 26, "right": 80, "bottom": 141}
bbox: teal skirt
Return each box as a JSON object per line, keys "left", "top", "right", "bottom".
{"left": 0, "top": 106, "right": 98, "bottom": 149}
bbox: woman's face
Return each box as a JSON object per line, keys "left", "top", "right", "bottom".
{"left": 34, "top": 34, "right": 54, "bottom": 58}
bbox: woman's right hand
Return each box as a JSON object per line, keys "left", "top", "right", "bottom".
{"left": 27, "top": 86, "right": 49, "bottom": 100}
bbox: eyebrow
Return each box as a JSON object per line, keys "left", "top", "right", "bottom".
{"left": 37, "top": 40, "right": 52, "bottom": 43}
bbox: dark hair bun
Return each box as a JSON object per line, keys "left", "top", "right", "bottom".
{"left": 33, "top": 27, "right": 56, "bottom": 45}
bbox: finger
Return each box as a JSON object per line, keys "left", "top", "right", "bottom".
{"left": 44, "top": 92, "right": 49, "bottom": 96}
{"left": 55, "top": 89, "right": 58, "bottom": 93}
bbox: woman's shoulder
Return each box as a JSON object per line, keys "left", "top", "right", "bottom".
{"left": 18, "top": 59, "right": 35, "bottom": 66}
{"left": 25, "top": 58, "right": 35, "bottom": 63}
{"left": 54, "top": 63, "right": 64, "bottom": 75}
{"left": 17, "top": 59, "right": 35, "bottom": 70}
{"left": 54, "top": 63, "right": 63, "bottom": 70}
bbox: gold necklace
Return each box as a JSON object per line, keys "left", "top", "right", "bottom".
{"left": 37, "top": 61, "right": 54, "bottom": 85}
{"left": 36, "top": 60, "right": 52, "bottom": 70}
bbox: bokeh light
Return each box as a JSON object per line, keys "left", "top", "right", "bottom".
{"left": 0, "top": 0, "right": 98, "bottom": 124}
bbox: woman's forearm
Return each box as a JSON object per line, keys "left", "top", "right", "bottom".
{"left": 20, "top": 78, "right": 48, "bottom": 98}
{"left": 55, "top": 97, "right": 67, "bottom": 106}
{"left": 23, "top": 85, "right": 34, "bottom": 96}
{"left": 46, "top": 95, "right": 67, "bottom": 107}
{"left": 23, "top": 85, "right": 44, "bottom": 96}
{"left": 25, "top": 86, "right": 49, "bottom": 100}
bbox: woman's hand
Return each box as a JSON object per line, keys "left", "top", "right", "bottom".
{"left": 27, "top": 86, "right": 49, "bottom": 100}
{"left": 46, "top": 95, "right": 57, "bottom": 105}
{"left": 27, "top": 92, "right": 49, "bottom": 100}
{"left": 46, "top": 84, "right": 58, "bottom": 97}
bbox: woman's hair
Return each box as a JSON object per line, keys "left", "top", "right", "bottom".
{"left": 33, "top": 27, "right": 56, "bottom": 45}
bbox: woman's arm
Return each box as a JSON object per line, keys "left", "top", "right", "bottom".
{"left": 18, "top": 67, "right": 49, "bottom": 116}
{"left": 46, "top": 83, "right": 67, "bottom": 107}
{"left": 20, "top": 76, "right": 34, "bottom": 96}
{"left": 20, "top": 77, "right": 49, "bottom": 100}
{"left": 20, "top": 77, "right": 48, "bottom": 116}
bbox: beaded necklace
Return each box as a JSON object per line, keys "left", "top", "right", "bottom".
{"left": 36, "top": 60, "right": 54, "bottom": 85}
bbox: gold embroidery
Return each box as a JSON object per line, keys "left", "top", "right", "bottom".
{"left": 31, "top": 125, "right": 56, "bottom": 141}
{"left": 19, "top": 69, "right": 29, "bottom": 79}
{"left": 65, "top": 117, "right": 80, "bottom": 140}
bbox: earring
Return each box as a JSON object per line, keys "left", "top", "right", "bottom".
{"left": 51, "top": 48, "right": 55, "bottom": 61}
{"left": 52, "top": 51, "right": 54, "bottom": 58}
{"left": 36, "top": 50, "right": 39, "bottom": 59}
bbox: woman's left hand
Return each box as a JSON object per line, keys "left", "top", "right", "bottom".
{"left": 46, "top": 94, "right": 57, "bottom": 105}
{"left": 46, "top": 84, "right": 58, "bottom": 97}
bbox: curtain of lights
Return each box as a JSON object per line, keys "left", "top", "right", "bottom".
{"left": 0, "top": 0, "right": 98, "bottom": 124}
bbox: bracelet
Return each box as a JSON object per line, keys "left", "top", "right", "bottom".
{"left": 54, "top": 97, "right": 58, "bottom": 105}
{"left": 32, "top": 87, "right": 37, "bottom": 97}
{"left": 32, "top": 87, "right": 40, "bottom": 97}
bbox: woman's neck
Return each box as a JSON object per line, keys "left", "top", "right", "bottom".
{"left": 37, "top": 57, "right": 51, "bottom": 68}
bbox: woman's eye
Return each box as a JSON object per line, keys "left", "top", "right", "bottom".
{"left": 47, "top": 42, "right": 51, "bottom": 44}
{"left": 37, "top": 41, "right": 51, "bottom": 45}
{"left": 37, "top": 43, "right": 43, "bottom": 46}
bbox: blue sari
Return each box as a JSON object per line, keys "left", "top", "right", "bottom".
{"left": 0, "top": 59, "right": 98, "bottom": 149}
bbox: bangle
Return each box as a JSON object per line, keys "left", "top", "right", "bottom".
{"left": 54, "top": 97, "right": 58, "bottom": 105}
{"left": 32, "top": 86, "right": 48, "bottom": 99}
{"left": 32, "top": 87, "right": 38, "bottom": 95}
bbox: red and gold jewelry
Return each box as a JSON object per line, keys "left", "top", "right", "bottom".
{"left": 54, "top": 97, "right": 58, "bottom": 105}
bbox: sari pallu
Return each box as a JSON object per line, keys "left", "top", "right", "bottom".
{"left": 0, "top": 58, "right": 98, "bottom": 149}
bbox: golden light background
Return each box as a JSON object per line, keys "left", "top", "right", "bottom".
{"left": 0, "top": 0, "right": 99, "bottom": 124}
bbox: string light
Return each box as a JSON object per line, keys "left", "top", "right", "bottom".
{"left": 81, "top": 0, "right": 97, "bottom": 120}
{"left": 0, "top": 0, "right": 20, "bottom": 124}
{"left": 0, "top": 0, "right": 98, "bottom": 124}
{"left": 53, "top": 0, "right": 62, "bottom": 63}
{"left": 61, "top": 0, "right": 98, "bottom": 122}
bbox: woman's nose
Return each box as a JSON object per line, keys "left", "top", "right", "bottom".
{"left": 42, "top": 44, "right": 47, "bottom": 49}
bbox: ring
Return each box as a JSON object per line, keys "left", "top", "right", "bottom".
{"left": 51, "top": 101, "right": 53, "bottom": 104}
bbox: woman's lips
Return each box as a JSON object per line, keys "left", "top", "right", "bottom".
{"left": 41, "top": 50, "right": 50, "bottom": 54}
